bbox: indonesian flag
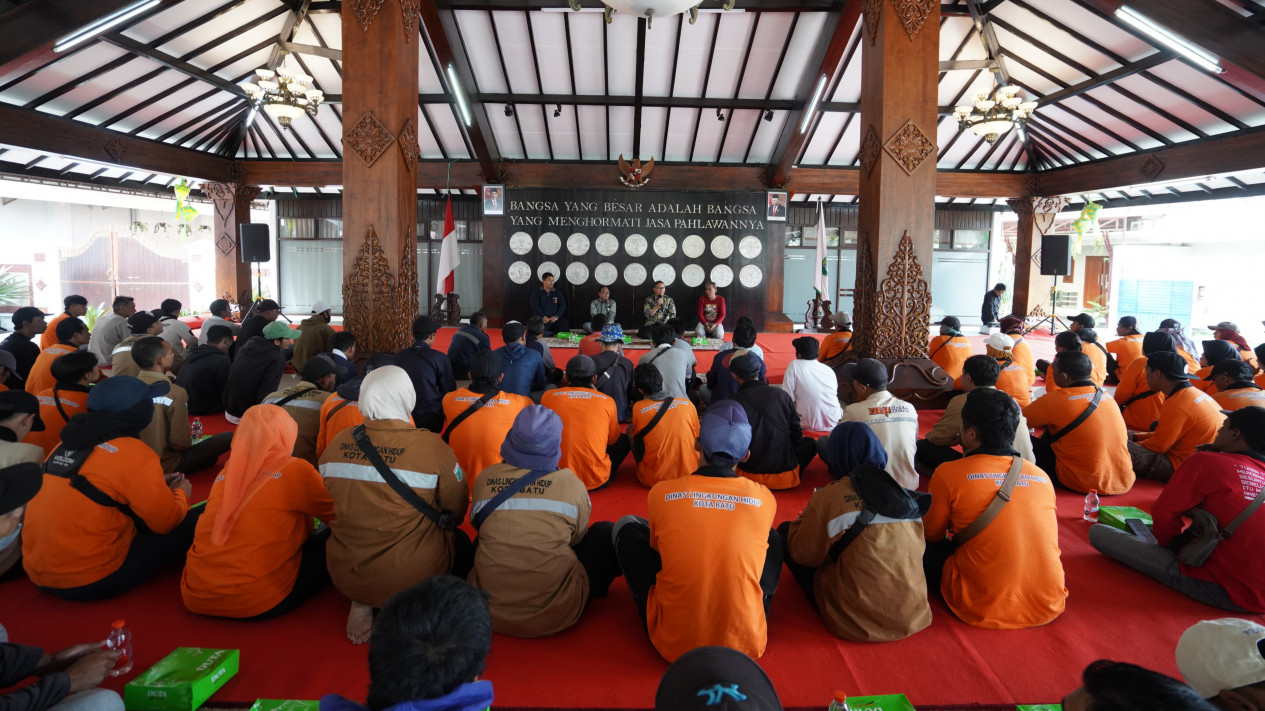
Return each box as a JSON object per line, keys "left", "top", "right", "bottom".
{"left": 437, "top": 196, "right": 460, "bottom": 295}
{"left": 813, "top": 200, "right": 828, "bottom": 298}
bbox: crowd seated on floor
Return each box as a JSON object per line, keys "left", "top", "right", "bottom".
{"left": 2, "top": 293, "right": 1265, "bottom": 711}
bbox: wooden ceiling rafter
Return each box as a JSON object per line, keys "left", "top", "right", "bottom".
{"left": 964, "top": 0, "right": 1035, "bottom": 170}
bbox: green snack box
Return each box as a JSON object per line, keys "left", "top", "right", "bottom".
{"left": 1017, "top": 705, "right": 1062, "bottom": 710}
{"left": 124, "top": 647, "right": 240, "bottom": 711}
{"left": 555, "top": 332, "right": 572, "bottom": 340}
{"left": 1098, "top": 505, "right": 1153, "bottom": 532}
{"left": 843, "top": 694, "right": 917, "bottom": 710}
{"left": 250, "top": 701, "right": 320, "bottom": 711}
{"left": 623, "top": 335, "right": 633, "bottom": 344}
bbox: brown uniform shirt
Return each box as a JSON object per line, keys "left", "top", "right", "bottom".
{"left": 467, "top": 463, "right": 592, "bottom": 638}
{"left": 785, "top": 476, "right": 932, "bottom": 642}
{"left": 110, "top": 335, "right": 145, "bottom": 378}
{"left": 265, "top": 381, "right": 332, "bottom": 466}
{"left": 136, "top": 370, "right": 192, "bottom": 473}
{"left": 319, "top": 419, "right": 467, "bottom": 607}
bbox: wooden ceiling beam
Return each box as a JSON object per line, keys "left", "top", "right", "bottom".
{"left": 0, "top": 0, "right": 180, "bottom": 77}
{"left": 767, "top": 0, "right": 862, "bottom": 187}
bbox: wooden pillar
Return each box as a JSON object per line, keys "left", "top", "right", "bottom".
{"left": 341, "top": 0, "right": 420, "bottom": 354}
{"left": 853, "top": 0, "right": 949, "bottom": 400}
{"left": 204, "top": 182, "right": 261, "bottom": 313}
{"left": 1007, "top": 197, "right": 1046, "bottom": 320}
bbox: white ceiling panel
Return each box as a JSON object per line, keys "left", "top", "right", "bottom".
{"left": 746, "top": 110, "right": 786, "bottom": 164}
{"left": 639, "top": 106, "right": 668, "bottom": 160}
{"left": 516, "top": 104, "right": 551, "bottom": 160}
{"left": 1, "top": 45, "right": 130, "bottom": 107}
{"left": 703, "top": 12, "right": 756, "bottom": 99}
{"left": 1073, "top": 88, "right": 1196, "bottom": 145}
{"left": 769, "top": 12, "right": 830, "bottom": 101}
{"left": 607, "top": 105, "right": 635, "bottom": 161}
{"left": 800, "top": 111, "right": 846, "bottom": 164}
{"left": 641, "top": 15, "right": 680, "bottom": 97}
{"left": 662, "top": 107, "right": 698, "bottom": 162}
{"left": 569, "top": 13, "right": 606, "bottom": 95}
{"left": 1147, "top": 61, "right": 1265, "bottom": 128}
{"left": 525, "top": 12, "right": 567, "bottom": 94}
{"left": 546, "top": 106, "right": 581, "bottom": 160}
{"left": 487, "top": 104, "right": 525, "bottom": 159}
{"left": 670, "top": 13, "right": 717, "bottom": 99}
{"left": 454, "top": 11, "right": 508, "bottom": 93}
{"left": 577, "top": 105, "right": 607, "bottom": 160}
{"left": 425, "top": 104, "right": 472, "bottom": 159}
{"left": 736, "top": 12, "right": 795, "bottom": 100}
{"left": 690, "top": 104, "right": 725, "bottom": 162}
{"left": 489, "top": 13, "right": 537, "bottom": 94}
{"left": 718, "top": 108, "right": 759, "bottom": 162}
{"left": 605, "top": 13, "right": 638, "bottom": 96}
{"left": 1112, "top": 74, "right": 1238, "bottom": 137}
{"left": 414, "top": 106, "right": 444, "bottom": 160}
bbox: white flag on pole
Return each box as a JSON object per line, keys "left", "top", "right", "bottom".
{"left": 437, "top": 196, "right": 460, "bottom": 295}
{"left": 813, "top": 200, "right": 828, "bottom": 298}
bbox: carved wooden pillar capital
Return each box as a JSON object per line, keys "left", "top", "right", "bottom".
{"left": 204, "top": 181, "right": 261, "bottom": 311}
{"left": 1006, "top": 197, "right": 1034, "bottom": 218}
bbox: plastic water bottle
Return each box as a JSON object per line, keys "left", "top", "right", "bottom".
{"left": 828, "top": 691, "right": 850, "bottom": 711}
{"left": 1083, "top": 489, "right": 1100, "bottom": 523}
{"left": 105, "top": 619, "right": 132, "bottom": 676}
{"left": 190, "top": 418, "right": 203, "bottom": 441}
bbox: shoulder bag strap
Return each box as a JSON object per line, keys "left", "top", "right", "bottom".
{"left": 470, "top": 469, "right": 554, "bottom": 530}
{"left": 631, "top": 399, "right": 673, "bottom": 461}
{"left": 599, "top": 360, "right": 622, "bottom": 382}
{"left": 272, "top": 386, "right": 317, "bottom": 408}
{"left": 1045, "top": 388, "right": 1104, "bottom": 445}
{"left": 647, "top": 347, "right": 668, "bottom": 365}
{"left": 1120, "top": 389, "right": 1159, "bottom": 410}
{"left": 455, "top": 328, "right": 481, "bottom": 345}
{"left": 952, "top": 455, "right": 1024, "bottom": 547}
{"left": 1220, "top": 482, "right": 1265, "bottom": 540}
{"left": 51, "top": 386, "right": 71, "bottom": 424}
{"left": 351, "top": 425, "right": 455, "bottom": 531}
{"left": 441, "top": 389, "right": 500, "bottom": 443}
{"left": 44, "top": 446, "right": 151, "bottom": 534}
{"left": 929, "top": 335, "right": 958, "bottom": 360}
{"left": 827, "top": 508, "right": 877, "bottom": 562}
{"left": 326, "top": 398, "right": 354, "bottom": 421}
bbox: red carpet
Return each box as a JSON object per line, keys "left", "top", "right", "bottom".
{"left": 8, "top": 330, "right": 1230, "bottom": 710}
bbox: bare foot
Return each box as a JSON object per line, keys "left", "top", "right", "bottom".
{"left": 346, "top": 601, "right": 374, "bottom": 645}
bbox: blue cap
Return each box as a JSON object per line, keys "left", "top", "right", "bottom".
{"left": 87, "top": 375, "right": 170, "bottom": 414}
{"left": 699, "top": 400, "right": 752, "bottom": 465}
{"left": 597, "top": 324, "right": 625, "bottom": 343}
{"left": 500, "top": 405, "right": 563, "bottom": 471}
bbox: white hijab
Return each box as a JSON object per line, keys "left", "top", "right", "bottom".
{"left": 358, "top": 365, "right": 416, "bottom": 422}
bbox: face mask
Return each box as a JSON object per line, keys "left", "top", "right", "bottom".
{"left": 0, "top": 522, "right": 22, "bottom": 552}
{"left": 940, "top": 325, "right": 954, "bottom": 336}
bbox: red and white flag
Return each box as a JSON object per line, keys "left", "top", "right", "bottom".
{"left": 437, "top": 196, "right": 460, "bottom": 295}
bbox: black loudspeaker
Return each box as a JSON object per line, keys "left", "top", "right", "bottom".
{"left": 239, "top": 224, "right": 270, "bottom": 263}
{"left": 1040, "top": 234, "right": 1072, "bottom": 276}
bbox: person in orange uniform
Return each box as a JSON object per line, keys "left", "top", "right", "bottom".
{"left": 441, "top": 349, "right": 531, "bottom": 485}
{"left": 969, "top": 333, "right": 1030, "bottom": 407}
{"left": 818, "top": 311, "right": 853, "bottom": 363}
{"left": 1105, "top": 316, "right": 1145, "bottom": 383}
{"left": 24, "top": 350, "right": 99, "bottom": 456}
{"left": 1158, "top": 318, "right": 1201, "bottom": 372}
{"left": 23, "top": 376, "right": 198, "bottom": 600}
{"left": 1072, "top": 325, "right": 1109, "bottom": 387}
{"left": 1038, "top": 331, "right": 1084, "bottom": 394}
{"left": 39, "top": 295, "right": 88, "bottom": 351}
{"left": 1208, "top": 321, "right": 1259, "bottom": 372}
{"left": 929, "top": 316, "right": 973, "bottom": 381}
{"left": 182, "top": 405, "right": 336, "bottom": 619}
{"left": 26, "top": 317, "right": 90, "bottom": 397}
{"left": 614, "top": 400, "right": 780, "bottom": 662}
{"left": 315, "top": 353, "right": 395, "bottom": 459}
{"left": 999, "top": 315, "right": 1036, "bottom": 386}
{"left": 1192, "top": 340, "right": 1242, "bottom": 394}
{"left": 1127, "top": 352, "right": 1224, "bottom": 483}
{"left": 628, "top": 364, "right": 699, "bottom": 488}
{"left": 1114, "top": 332, "right": 1175, "bottom": 432}
{"left": 1023, "top": 352, "right": 1134, "bottom": 495}
{"left": 1208, "top": 360, "right": 1265, "bottom": 412}
{"left": 540, "top": 355, "right": 630, "bottom": 490}
{"left": 923, "top": 388, "right": 1067, "bottom": 629}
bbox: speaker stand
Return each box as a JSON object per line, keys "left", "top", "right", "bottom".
{"left": 239, "top": 263, "right": 265, "bottom": 323}
{"left": 1024, "top": 276, "right": 1069, "bottom": 336}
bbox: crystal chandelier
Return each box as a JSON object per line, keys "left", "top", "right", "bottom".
{"left": 953, "top": 85, "right": 1038, "bottom": 144}
{"left": 568, "top": 0, "right": 735, "bottom": 27}
{"left": 239, "top": 54, "right": 324, "bottom": 130}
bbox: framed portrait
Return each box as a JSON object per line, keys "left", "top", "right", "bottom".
{"left": 766, "top": 191, "right": 787, "bottom": 222}
{"left": 482, "top": 184, "right": 505, "bottom": 216}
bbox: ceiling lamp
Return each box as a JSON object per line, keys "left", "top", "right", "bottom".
{"left": 569, "top": 0, "right": 735, "bottom": 27}
{"left": 240, "top": 54, "right": 323, "bottom": 130}
{"left": 953, "top": 84, "right": 1037, "bottom": 144}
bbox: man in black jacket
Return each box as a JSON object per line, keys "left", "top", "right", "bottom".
{"left": 223, "top": 321, "right": 299, "bottom": 422}
{"left": 236, "top": 298, "right": 282, "bottom": 345}
{"left": 980, "top": 283, "right": 1006, "bottom": 328}
{"left": 729, "top": 354, "right": 816, "bottom": 490}
{"left": 394, "top": 315, "right": 455, "bottom": 432}
{"left": 175, "top": 325, "right": 234, "bottom": 416}
{"left": 592, "top": 325, "right": 635, "bottom": 421}
{"left": 1, "top": 307, "right": 48, "bottom": 389}
{"left": 446, "top": 311, "right": 489, "bottom": 380}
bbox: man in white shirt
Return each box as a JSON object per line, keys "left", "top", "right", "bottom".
{"left": 836, "top": 358, "right": 919, "bottom": 490}
{"left": 87, "top": 295, "right": 135, "bottom": 364}
{"left": 198, "top": 299, "right": 241, "bottom": 346}
{"left": 637, "top": 325, "right": 693, "bottom": 401}
{"left": 782, "top": 336, "right": 842, "bottom": 432}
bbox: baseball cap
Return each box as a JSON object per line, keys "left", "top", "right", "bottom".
{"left": 262, "top": 321, "right": 302, "bottom": 340}
{"left": 412, "top": 316, "right": 440, "bottom": 339}
{"left": 698, "top": 400, "right": 752, "bottom": 466}
{"left": 0, "top": 462, "right": 43, "bottom": 516}
{"left": 831, "top": 311, "right": 851, "bottom": 327}
{"left": 728, "top": 353, "right": 762, "bottom": 381}
{"left": 655, "top": 646, "right": 782, "bottom": 711}
{"left": 1070, "top": 313, "right": 1096, "bottom": 328}
{"left": 502, "top": 321, "right": 526, "bottom": 343}
{"left": 301, "top": 353, "right": 346, "bottom": 382}
{"left": 311, "top": 300, "right": 332, "bottom": 314}
{"left": 791, "top": 336, "right": 819, "bottom": 359}
{"left": 565, "top": 354, "right": 597, "bottom": 378}
{"left": 1203, "top": 340, "right": 1239, "bottom": 366}
{"left": 0, "top": 391, "right": 44, "bottom": 431}
{"left": 842, "top": 358, "right": 887, "bottom": 389}
{"left": 11, "top": 307, "right": 50, "bottom": 328}
{"left": 0, "top": 350, "right": 19, "bottom": 379}
{"left": 127, "top": 312, "right": 159, "bottom": 333}
{"left": 938, "top": 315, "right": 962, "bottom": 329}
{"left": 597, "top": 324, "right": 625, "bottom": 343}
{"left": 1176, "top": 618, "right": 1265, "bottom": 699}
{"left": 1208, "top": 321, "right": 1239, "bottom": 332}
{"left": 469, "top": 349, "right": 504, "bottom": 380}
{"left": 86, "top": 375, "right": 170, "bottom": 414}
{"left": 1147, "top": 351, "right": 1192, "bottom": 379}
{"left": 257, "top": 299, "right": 282, "bottom": 312}
{"left": 1207, "top": 359, "right": 1252, "bottom": 382}
{"left": 1223, "top": 407, "right": 1265, "bottom": 454}
{"left": 986, "top": 332, "right": 1014, "bottom": 353}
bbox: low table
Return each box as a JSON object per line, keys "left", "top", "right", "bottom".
{"left": 543, "top": 334, "right": 727, "bottom": 351}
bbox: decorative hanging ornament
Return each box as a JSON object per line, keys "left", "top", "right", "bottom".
{"left": 1070, "top": 200, "right": 1101, "bottom": 253}
{"left": 173, "top": 179, "right": 198, "bottom": 225}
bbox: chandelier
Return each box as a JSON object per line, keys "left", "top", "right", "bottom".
{"left": 952, "top": 85, "right": 1038, "bottom": 144}
{"left": 568, "top": 0, "right": 735, "bottom": 27}
{"left": 239, "top": 54, "right": 324, "bottom": 130}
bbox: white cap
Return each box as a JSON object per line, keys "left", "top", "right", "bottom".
{"left": 986, "top": 332, "right": 1013, "bottom": 352}
{"left": 311, "top": 300, "right": 332, "bottom": 314}
{"left": 1176, "top": 618, "right": 1265, "bottom": 698}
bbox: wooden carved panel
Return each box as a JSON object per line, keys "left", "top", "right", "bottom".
{"left": 398, "top": 118, "right": 419, "bottom": 173}
{"left": 104, "top": 137, "right": 128, "bottom": 165}
{"left": 883, "top": 120, "right": 935, "bottom": 175}
{"left": 397, "top": 228, "right": 420, "bottom": 346}
{"left": 1006, "top": 197, "right": 1033, "bottom": 218}
{"left": 1139, "top": 155, "right": 1165, "bottom": 182}
{"left": 350, "top": 0, "right": 386, "bottom": 31}
{"left": 346, "top": 111, "right": 395, "bottom": 167}
{"left": 204, "top": 182, "right": 262, "bottom": 257}
{"left": 400, "top": 0, "right": 420, "bottom": 41}
{"left": 862, "top": 0, "right": 882, "bottom": 45}
{"left": 343, "top": 226, "right": 401, "bottom": 354}
{"left": 853, "top": 231, "right": 876, "bottom": 356}
{"left": 889, "top": 0, "right": 935, "bottom": 40}
{"left": 871, "top": 231, "right": 931, "bottom": 359}
{"left": 859, "top": 125, "right": 882, "bottom": 178}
